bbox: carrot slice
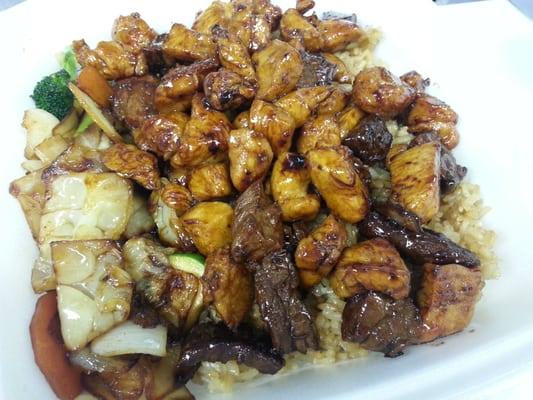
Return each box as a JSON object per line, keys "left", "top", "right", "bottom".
{"left": 30, "top": 292, "right": 82, "bottom": 400}
{"left": 77, "top": 66, "right": 113, "bottom": 108}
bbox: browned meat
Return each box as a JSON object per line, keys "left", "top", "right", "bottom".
{"left": 342, "top": 115, "right": 392, "bottom": 164}
{"left": 143, "top": 34, "right": 173, "bottom": 76}
{"left": 374, "top": 201, "right": 422, "bottom": 233}
{"left": 409, "top": 132, "right": 467, "bottom": 193}
{"left": 112, "top": 13, "right": 157, "bottom": 55}
{"left": 353, "top": 67, "right": 415, "bottom": 118}
{"left": 112, "top": 76, "right": 158, "bottom": 129}
{"left": 252, "top": 250, "right": 318, "bottom": 353}
{"left": 133, "top": 114, "right": 187, "bottom": 160}
{"left": 203, "top": 69, "right": 256, "bottom": 111}
{"left": 341, "top": 292, "right": 421, "bottom": 357}
{"left": 231, "top": 181, "right": 284, "bottom": 263}
{"left": 178, "top": 323, "right": 284, "bottom": 375}
{"left": 297, "top": 51, "right": 337, "bottom": 88}
{"left": 400, "top": 70, "right": 429, "bottom": 93}
{"left": 358, "top": 211, "right": 480, "bottom": 267}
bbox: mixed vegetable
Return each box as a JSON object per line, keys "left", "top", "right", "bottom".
{"left": 10, "top": 0, "right": 485, "bottom": 399}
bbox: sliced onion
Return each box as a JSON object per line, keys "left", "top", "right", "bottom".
{"left": 90, "top": 321, "right": 167, "bottom": 357}
{"left": 68, "top": 348, "right": 129, "bottom": 374}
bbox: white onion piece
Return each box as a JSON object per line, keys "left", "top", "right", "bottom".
{"left": 22, "top": 108, "right": 59, "bottom": 159}
{"left": 91, "top": 321, "right": 167, "bottom": 357}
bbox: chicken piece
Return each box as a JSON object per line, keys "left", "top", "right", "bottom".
{"left": 142, "top": 33, "right": 174, "bottom": 77}
{"left": 231, "top": 181, "right": 284, "bottom": 263}
{"left": 390, "top": 142, "right": 440, "bottom": 222}
{"left": 39, "top": 173, "right": 133, "bottom": 244}
{"left": 275, "top": 86, "right": 331, "bottom": 127}
{"left": 296, "top": 0, "right": 315, "bottom": 14}
{"left": 417, "top": 263, "right": 483, "bottom": 342}
{"left": 307, "top": 146, "right": 370, "bottom": 223}
{"left": 338, "top": 104, "right": 366, "bottom": 139}
{"left": 342, "top": 115, "right": 392, "bottom": 164}
{"left": 133, "top": 113, "right": 187, "bottom": 160}
{"left": 73, "top": 39, "right": 142, "bottom": 80}
{"left": 271, "top": 153, "right": 320, "bottom": 222}
{"left": 316, "top": 86, "right": 351, "bottom": 115}
{"left": 188, "top": 163, "right": 232, "bottom": 200}
{"left": 155, "top": 59, "right": 218, "bottom": 106}
{"left": 317, "top": 19, "right": 364, "bottom": 52}
{"left": 280, "top": 8, "right": 323, "bottom": 51}
{"left": 112, "top": 13, "right": 157, "bottom": 54}
{"left": 297, "top": 114, "right": 341, "bottom": 154}
{"left": 203, "top": 246, "right": 254, "bottom": 328}
{"left": 252, "top": 40, "right": 303, "bottom": 101}
{"left": 149, "top": 179, "right": 196, "bottom": 251}
{"left": 295, "top": 214, "right": 347, "bottom": 288}
{"left": 330, "top": 238, "right": 410, "bottom": 300}
{"left": 192, "top": 0, "right": 232, "bottom": 35}
{"left": 297, "top": 52, "right": 337, "bottom": 88}
{"left": 386, "top": 143, "right": 408, "bottom": 169}
{"left": 228, "top": 0, "right": 282, "bottom": 52}
{"left": 228, "top": 128, "right": 274, "bottom": 192}
{"left": 112, "top": 76, "right": 158, "bottom": 130}
{"left": 249, "top": 100, "right": 296, "bottom": 155}
{"left": 162, "top": 23, "right": 217, "bottom": 62}
{"left": 400, "top": 70, "right": 429, "bottom": 93}
{"left": 170, "top": 94, "right": 232, "bottom": 168}
{"left": 102, "top": 143, "right": 160, "bottom": 190}
{"left": 52, "top": 240, "right": 133, "bottom": 350}
{"left": 204, "top": 69, "right": 256, "bottom": 111}
{"left": 154, "top": 93, "right": 194, "bottom": 115}
{"left": 181, "top": 202, "right": 233, "bottom": 256}
{"left": 233, "top": 110, "right": 250, "bottom": 129}
{"left": 322, "top": 53, "right": 352, "bottom": 84}
{"left": 217, "top": 37, "right": 257, "bottom": 84}
{"left": 406, "top": 94, "right": 459, "bottom": 150}
{"left": 123, "top": 237, "right": 203, "bottom": 329}
{"left": 342, "top": 292, "right": 421, "bottom": 357}
{"left": 353, "top": 67, "right": 415, "bottom": 119}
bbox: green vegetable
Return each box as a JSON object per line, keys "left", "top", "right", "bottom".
{"left": 59, "top": 49, "right": 78, "bottom": 81}
{"left": 75, "top": 114, "right": 93, "bottom": 135}
{"left": 168, "top": 253, "right": 205, "bottom": 278}
{"left": 31, "top": 70, "right": 74, "bottom": 120}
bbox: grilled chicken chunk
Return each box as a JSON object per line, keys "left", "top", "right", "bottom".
{"left": 203, "top": 246, "right": 254, "bottom": 328}
{"left": 155, "top": 59, "right": 218, "bottom": 106}
{"left": 297, "top": 114, "right": 341, "bottom": 154}
{"left": 188, "top": 163, "right": 232, "bottom": 201}
{"left": 307, "top": 146, "right": 370, "bottom": 223}
{"left": 249, "top": 100, "right": 296, "bottom": 155}
{"left": 280, "top": 8, "right": 324, "bottom": 52}
{"left": 181, "top": 202, "right": 233, "bottom": 256}
{"left": 252, "top": 39, "right": 303, "bottom": 101}
{"left": 400, "top": 70, "right": 429, "bottom": 93}
{"left": 275, "top": 86, "right": 331, "bottom": 127}
{"left": 204, "top": 69, "right": 256, "bottom": 111}
{"left": 407, "top": 94, "right": 460, "bottom": 150}
{"left": 112, "top": 13, "right": 157, "bottom": 55}
{"left": 192, "top": 0, "right": 233, "bottom": 35}
{"left": 330, "top": 238, "right": 410, "bottom": 300}
{"left": 342, "top": 292, "right": 421, "bottom": 357}
{"left": 295, "top": 214, "right": 347, "bottom": 288}
{"left": 338, "top": 103, "right": 366, "bottom": 139}
{"left": 231, "top": 181, "right": 284, "bottom": 263}
{"left": 316, "top": 86, "right": 351, "bottom": 114}
{"left": 103, "top": 143, "right": 160, "bottom": 190}
{"left": 417, "top": 263, "right": 483, "bottom": 343}
{"left": 353, "top": 66, "right": 415, "bottom": 118}
{"left": 228, "top": 128, "right": 274, "bottom": 192}
{"left": 271, "top": 152, "right": 320, "bottom": 222}
{"left": 170, "top": 94, "right": 231, "bottom": 168}
{"left": 162, "top": 23, "right": 217, "bottom": 62}
{"left": 318, "top": 18, "right": 364, "bottom": 52}
{"left": 217, "top": 37, "right": 257, "bottom": 84}
{"left": 390, "top": 142, "right": 440, "bottom": 222}
{"left": 133, "top": 113, "right": 187, "bottom": 160}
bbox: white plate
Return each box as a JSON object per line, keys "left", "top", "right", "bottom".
{"left": 1, "top": 0, "right": 533, "bottom": 399}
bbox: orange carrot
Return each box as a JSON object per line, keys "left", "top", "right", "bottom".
{"left": 29, "top": 292, "right": 82, "bottom": 400}
{"left": 77, "top": 66, "right": 113, "bottom": 108}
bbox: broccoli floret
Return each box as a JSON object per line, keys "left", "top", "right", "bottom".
{"left": 31, "top": 69, "right": 74, "bottom": 120}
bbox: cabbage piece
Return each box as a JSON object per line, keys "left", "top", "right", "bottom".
{"left": 123, "top": 193, "right": 155, "bottom": 239}
{"left": 22, "top": 108, "right": 59, "bottom": 159}
{"left": 53, "top": 240, "right": 133, "bottom": 350}
{"left": 39, "top": 172, "right": 133, "bottom": 244}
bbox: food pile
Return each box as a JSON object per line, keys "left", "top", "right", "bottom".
{"left": 9, "top": 0, "right": 495, "bottom": 398}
